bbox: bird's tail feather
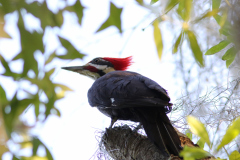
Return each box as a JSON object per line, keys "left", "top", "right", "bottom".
{"left": 137, "top": 109, "right": 182, "bottom": 156}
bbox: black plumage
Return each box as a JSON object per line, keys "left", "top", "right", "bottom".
{"left": 62, "top": 57, "right": 182, "bottom": 157}
{"left": 88, "top": 71, "right": 182, "bottom": 156}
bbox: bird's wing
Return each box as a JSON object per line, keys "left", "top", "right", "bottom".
{"left": 89, "top": 71, "right": 172, "bottom": 109}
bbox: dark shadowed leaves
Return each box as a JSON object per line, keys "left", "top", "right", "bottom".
{"left": 186, "top": 30, "right": 204, "bottom": 67}
{"left": 96, "top": 2, "right": 123, "bottom": 33}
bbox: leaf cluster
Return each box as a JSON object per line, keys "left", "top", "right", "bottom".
{"left": 0, "top": 0, "right": 85, "bottom": 159}
{"left": 180, "top": 116, "right": 240, "bottom": 160}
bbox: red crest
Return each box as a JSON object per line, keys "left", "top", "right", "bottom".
{"left": 102, "top": 56, "right": 133, "bottom": 71}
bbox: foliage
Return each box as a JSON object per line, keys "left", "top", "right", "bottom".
{"left": 181, "top": 116, "right": 240, "bottom": 160}
{"left": 0, "top": 0, "right": 83, "bottom": 159}
{"left": 0, "top": 0, "right": 239, "bottom": 159}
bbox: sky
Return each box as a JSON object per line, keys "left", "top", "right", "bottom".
{"left": 0, "top": 0, "right": 237, "bottom": 159}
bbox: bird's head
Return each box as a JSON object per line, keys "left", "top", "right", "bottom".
{"left": 62, "top": 56, "right": 133, "bottom": 80}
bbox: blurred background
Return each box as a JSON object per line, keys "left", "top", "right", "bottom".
{"left": 0, "top": 0, "right": 240, "bottom": 159}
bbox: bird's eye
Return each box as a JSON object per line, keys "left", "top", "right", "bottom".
{"left": 94, "top": 59, "right": 99, "bottom": 63}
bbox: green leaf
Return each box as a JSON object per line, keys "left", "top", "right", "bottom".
{"left": 51, "top": 108, "right": 61, "bottom": 117}
{"left": 177, "top": 0, "right": 192, "bottom": 21}
{"left": 58, "top": 36, "right": 85, "bottom": 60}
{"left": 34, "top": 93, "right": 40, "bottom": 118}
{"left": 32, "top": 137, "right": 41, "bottom": 156}
{"left": 186, "top": 30, "right": 204, "bottom": 67}
{"left": 226, "top": 58, "right": 235, "bottom": 68}
{"left": 185, "top": 129, "right": 192, "bottom": 140}
{"left": 136, "top": 0, "right": 143, "bottom": 5}
{"left": 12, "top": 155, "right": 20, "bottom": 160}
{"left": 32, "top": 138, "right": 53, "bottom": 160}
{"left": 177, "top": 0, "right": 185, "bottom": 20}
{"left": 0, "top": 84, "right": 8, "bottom": 106}
{"left": 184, "top": 0, "right": 192, "bottom": 21}
{"left": 153, "top": 20, "right": 163, "bottom": 59}
{"left": 217, "top": 117, "right": 240, "bottom": 151}
{"left": 197, "top": 138, "right": 205, "bottom": 149}
{"left": 150, "top": 0, "right": 158, "bottom": 4}
{"left": 55, "top": 83, "right": 73, "bottom": 91}
{"left": 205, "top": 40, "right": 231, "bottom": 55}
{"left": 222, "top": 47, "right": 237, "bottom": 60}
{"left": 18, "top": 13, "right": 44, "bottom": 76}
{"left": 0, "top": 0, "right": 16, "bottom": 14}
{"left": 172, "top": 31, "right": 183, "bottom": 54}
{"left": 73, "top": 0, "right": 84, "bottom": 25}
{"left": 180, "top": 146, "right": 212, "bottom": 160}
{"left": 0, "top": 14, "right": 11, "bottom": 38}
{"left": 2, "top": 94, "right": 35, "bottom": 137}
{"left": 66, "top": 0, "right": 85, "bottom": 25}
{"left": 187, "top": 116, "right": 210, "bottom": 147}
{"left": 222, "top": 46, "right": 237, "bottom": 68}
{"left": 46, "top": 68, "right": 55, "bottom": 77}
{"left": 212, "top": 0, "right": 222, "bottom": 10}
{"left": 45, "top": 94, "right": 55, "bottom": 119}
{"left": 195, "top": 9, "right": 219, "bottom": 22}
{"left": 214, "top": 14, "right": 231, "bottom": 36}
{"left": 25, "top": 1, "right": 63, "bottom": 28}
{"left": 0, "top": 54, "right": 20, "bottom": 79}
{"left": 229, "top": 150, "right": 240, "bottom": 160}
{"left": 45, "top": 53, "right": 56, "bottom": 65}
{"left": 96, "top": 2, "right": 123, "bottom": 33}
{"left": 165, "top": 0, "right": 180, "bottom": 12}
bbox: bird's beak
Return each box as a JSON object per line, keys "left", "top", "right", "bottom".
{"left": 61, "top": 66, "right": 85, "bottom": 73}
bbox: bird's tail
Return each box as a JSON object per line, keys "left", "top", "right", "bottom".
{"left": 137, "top": 108, "right": 182, "bottom": 157}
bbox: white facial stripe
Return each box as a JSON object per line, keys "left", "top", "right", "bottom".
{"left": 89, "top": 63, "right": 107, "bottom": 70}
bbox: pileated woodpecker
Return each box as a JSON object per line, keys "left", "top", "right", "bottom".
{"left": 62, "top": 56, "right": 182, "bottom": 157}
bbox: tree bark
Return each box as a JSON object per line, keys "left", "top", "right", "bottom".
{"left": 100, "top": 125, "right": 212, "bottom": 160}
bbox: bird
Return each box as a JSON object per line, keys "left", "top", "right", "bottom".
{"left": 62, "top": 56, "right": 182, "bottom": 157}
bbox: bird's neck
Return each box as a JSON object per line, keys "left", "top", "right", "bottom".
{"left": 91, "top": 67, "right": 116, "bottom": 81}
{"left": 103, "top": 67, "right": 115, "bottom": 74}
